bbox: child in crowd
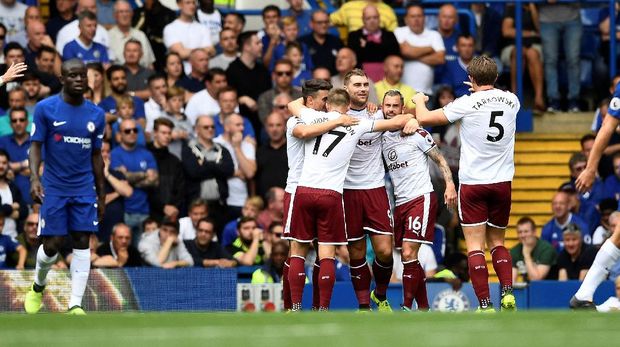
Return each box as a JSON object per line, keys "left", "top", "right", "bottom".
{"left": 112, "top": 96, "right": 147, "bottom": 147}
{"left": 285, "top": 42, "right": 312, "bottom": 88}
{"left": 163, "top": 86, "right": 193, "bottom": 159}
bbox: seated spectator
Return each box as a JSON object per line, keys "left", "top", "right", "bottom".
{"left": 213, "top": 87, "right": 255, "bottom": 140}
{"left": 99, "top": 140, "right": 133, "bottom": 243}
{"left": 252, "top": 239, "right": 288, "bottom": 284}
{"left": 432, "top": 86, "right": 457, "bottom": 143}
{"left": 34, "top": 46, "right": 62, "bottom": 96}
{"left": 257, "top": 187, "right": 285, "bottom": 231}
{"left": 147, "top": 118, "right": 185, "bottom": 222}
{"left": 184, "top": 217, "right": 236, "bottom": 268}
{"left": 593, "top": 198, "right": 618, "bottom": 246}
{"left": 375, "top": 55, "right": 416, "bottom": 113}
{"left": 256, "top": 113, "right": 287, "bottom": 197}
{"left": 542, "top": 191, "right": 591, "bottom": 251}
{"left": 331, "top": 48, "right": 379, "bottom": 104}
{"left": 604, "top": 153, "right": 620, "bottom": 201}
{"left": 176, "top": 48, "right": 209, "bottom": 94}
{"left": 285, "top": 42, "right": 313, "bottom": 88}
{"left": 347, "top": 4, "right": 400, "bottom": 82}
{"left": 209, "top": 28, "right": 238, "bottom": 70}
{"left": 108, "top": 0, "right": 156, "bottom": 68}
{"left": 140, "top": 218, "right": 159, "bottom": 242}
{"left": 99, "top": 65, "right": 146, "bottom": 127}
{"left": 11, "top": 212, "right": 66, "bottom": 269}
{"left": 299, "top": 9, "right": 343, "bottom": 75}
{"left": 561, "top": 184, "right": 600, "bottom": 237}
{"left": 271, "top": 93, "right": 293, "bottom": 120}
{"left": 0, "top": 149, "right": 27, "bottom": 239}
{"left": 565, "top": 151, "right": 605, "bottom": 206}
{"left": 86, "top": 62, "right": 106, "bottom": 105}
{"left": 123, "top": 39, "right": 155, "bottom": 100}
{"left": 558, "top": 223, "right": 597, "bottom": 281}
{"left": 0, "top": 212, "right": 25, "bottom": 269}
{"left": 227, "top": 216, "right": 265, "bottom": 266}
{"left": 62, "top": 11, "right": 110, "bottom": 67}
{"left": 24, "top": 19, "right": 57, "bottom": 70}
{"left": 440, "top": 34, "right": 475, "bottom": 98}
{"left": 257, "top": 59, "right": 303, "bottom": 124}
{"left": 179, "top": 199, "right": 208, "bottom": 241}
{"left": 163, "top": 0, "right": 213, "bottom": 75}
{"left": 164, "top": 52, "right": 185, "bottom": 89}
{"left": 139, "top": 219, "right": 194, "bottom": 268}
{"left": 132, "top": 0, "right": 177, "bottom": 72}
{"left": 185, "top": 68, "right": 229, "bottom": 126}
{"left": 22, "top": 71, "right": 45, "bottom": 112}
{"left": 262, "top": 221, "right": 285, "bottom": 258}
{"left": 597, "top": 276, "right": 620, "bottom": 312}
{"left": 501, "top": 3, "right": 545, "bottom": 112}
{"left": 93, "top": 223, "right": 142, "bottom": 267}
{"left": 0, "top": 89, "right": 29, "bottom": 137}
{"left": 329, "top": 0, "right": 397, "bottom": 38}
{"left": 112, "top": 96, "right": 147, "bottom": 147}
{"left": 0, "top": 107, "right": 33, "bottom": 205}
{"left": 222, "top": 196, "right": 263, "bottom": 247}
{"left": 511, "top": 217, "right": 557, "bottom": 283}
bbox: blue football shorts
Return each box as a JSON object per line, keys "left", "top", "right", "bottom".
{"left": 38, "top": 195, "right": 99, "bottom": 236}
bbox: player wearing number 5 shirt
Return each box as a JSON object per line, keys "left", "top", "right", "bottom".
{"left": 412, "top": 56, "right": 519, "bottom": 312}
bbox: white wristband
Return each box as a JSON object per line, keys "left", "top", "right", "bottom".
{"left": 0, "top": 76, "right": 4, "bottom": 87}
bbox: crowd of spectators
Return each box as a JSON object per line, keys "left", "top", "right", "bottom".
{"left": 0, "top": 0, "right": 619, "bottom": 286}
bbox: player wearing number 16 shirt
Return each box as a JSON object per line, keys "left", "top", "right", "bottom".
{"left": 286, "top": 89, "right": 417, "bottom": 311}
{"left": 413, "top": 56, "right": 519, "bottom": 312}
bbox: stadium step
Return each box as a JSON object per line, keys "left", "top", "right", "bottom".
{"left": 515, "top": 153, "right": 572, "bottom": 165}
{"left": 515, "top": 164, "right": 569, "bottom": 178}
{"left": 512, "top": 177, "right": 566, "bottom": 190}
{"left": 515, "top": 141, "right": 581, "bottom": 153}
{"left": 512, "top": 190, "right": 556, "bottom": 202}
{"left": 533, "top": 112, "right": 593, "bottom": 133}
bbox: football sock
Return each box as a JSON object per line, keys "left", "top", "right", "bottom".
{"left": 312, "top": 259, "right": 320, "bottom": 310}
{"left": 69, "top": 248, "right": 91, "bottom": 309}
{"left": 288, "top": 256, "right": 306, "bottom": 310}
{"left": 349, "top": 258, "right": 371, "bottom": 308}
{"left": 575, "top": 240, "right": 620, "bottom": 301}
{"left": 282, "top": 259, "right": 291, "bottom": 310}
{"left": 413, "top": 260, "right": 429, "bottom": 310}
{"left": 491, "top": 245, "right": 513, "bottom": 295}
{"left": 401, "top": 260, "right": 418, "bottom": 309}
{"left": 372, "top": 258, "right": 393, "bottom": 301}
{"left": 318, "top": 258, "right": 336, "bottom": 310}
{"left": 468, "top": 250, "right": 491, "bottom": 308}
{"left": 34, "top": 245, "right": 58, "bottom": 289}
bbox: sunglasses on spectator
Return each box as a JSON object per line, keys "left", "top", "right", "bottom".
{"left": 11, "top": 118, "right": 27, "bottom": 123}
{"left": 274, "top": 104, "right": 287, "bottom": 110}
{"left": 275, "top": 71, "right": 292, "bottom": 77}
{"left": 122, "top": 128, "right": 138, "bottom": 134}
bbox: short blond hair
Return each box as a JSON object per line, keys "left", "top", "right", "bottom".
{"left": 327, "top": 88, "right": 350, "bottom": 108}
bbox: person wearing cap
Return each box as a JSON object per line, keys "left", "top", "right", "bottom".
{"left": 557, "top": 223, "right": 597, "bottom": 281}
{"left": 541, "top": 191, "right": 591, "bottom": 252}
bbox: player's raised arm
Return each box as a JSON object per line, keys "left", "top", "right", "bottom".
{"left": 411, "top": 93, "right": 450, "bottom": 127}
{"left": 427, "top": 147, "right": 457, "bottom": 211}
{"left": 576, "top": 114, "right": 620, "bottom": 192}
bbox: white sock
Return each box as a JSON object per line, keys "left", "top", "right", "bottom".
{"left": 69, "top": 248, "right": 91, "bottom": 309}
{"left": 34, "top": 245, "right": 58, "bottom": 287}
{"left": 575, "top": 240, "right": 620, "bottom": 301}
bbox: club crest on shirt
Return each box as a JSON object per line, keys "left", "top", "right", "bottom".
{"left": 87, "top": 121, "right": 95, "bottom": 133}
{"left": 610, "top": 97, "right": 620, "bottom": 111}
{"left": 140, "top": 161, "right": 147, "bottom": 170}
{"left": 387, "top": 149, "right": 398, "bottom": 161}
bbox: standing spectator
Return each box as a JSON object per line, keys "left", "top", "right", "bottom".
{"left": 213, "top": 87, "right": 255, "bottom": 140}
{"left": 330, "top": 0, "right": 397, "bottom": 37}
{"left": 347, "top": 5, "right": 400, "bottom": 82}
{"left": 163, "top": 52, "right": 184, "bottom": 89}
{"left": 265, "top": 16, "right": 313, "bottom": 74}
{"left": 222, "top": 196, "right": 263, "bottom": 247}
{"left": 99, "top": 140, "right": 133, "bottom": 244}
{"left": 0, "top": 107, "right": 33, "bottom": 205}
{"left": 558, "top": 223, "right": 597, "bottom": 281}
{"left": 541, "top": 191, "right": 591, "bottom": 252}
{"left": 185, "top": 68, "right": 228, "bottom": 126}
{"left": 108, "top": 1, "right": 156, "bottom": 68}
{"left": 256, "top": 113, "right": 287, "bottom": 197}
{"left": 209, "top": 28, "right": 238, "bottom": 71}
{"left": 56, "top": 0, "right": 111, "bottom": 58}
{"left": 161, "top": 87, "right": 193, "bottom": 159}
{"left": 178, "top": 199, "right": 208, "bottom": 241}
{"left": 196, "top": 0, "right": 222, "bottom": 46}
{"left": 99, "top": 65, "right": 146, "bottom": 127}
{"left": 214, "top": 114, "right": 256, "bottom": 220}
{"left": 599, "top": 2, "right": 620, "bottom": 69}
{"left": 285, "top": 0, "right": 311, "bottom": 37}
{"left": 440, "top": 34, "right": 476, "bottom": 98}
{"left": 538, "top": 2, "right": 582, "bottom": 113}
{"left": 24, "top": 20, "right": 58, "bottom": 69}
{"left": 258, "top": 59, "right": 302, "bottom": 124}
{"left": 469, "top": 2, "right": 503, "bottom": 58}
{"left": 93, "top": 223, "right": 142, "bottom": 267}
{"left": 123, "top": 39, "right": 155, "bottom": 100}
{"left": 176, "top": 48, "right": 209, "bottom": 94}
{"left": 144, "top": 74, "right": 167, "bottom": 134}
{"left": 0, "top": 148, "right": 27, "bottom": 239}
{"left": 0, "top": 0, "right": 28, "bottom": 45}
{"left": 299, "top": 9, "right": 343, "bottom": 75}
{"left": 34, "top": 46, "right": 62, "bottom": 96}
{"left": 330, "top": 48, "right": 379, "bottom": 104}
{"left": 182, "top": 115, "right": 234, "bottom": 232}
{"left": 111, "top": 119, "right": 159, "bottom": 244}
{"left": 147, "top": 117, "right": 185, "bottom": 223}
{"left": 163, "top": 0, "right": 213, "bottom": 75}
{"left": 226, "top": 31, "right": 272, "bottom": 135}
{"left": 565, "top": 151, "right": 605, "bottom": 207}
{"left": 285, "top": 42, "right": 313, "bottom": 88}
{"left": 96, "top": 0, "right": 116, "bottom": 29}
{"left": 132, "top": 0, "right": 176, "bottom": 71}
{"left": 501, "top": 3, "right": 545, "bottom": 113}
{"left": 0, "top": 212, "right": 26, "bottom": 269}
{"left": 395, "top": 4, "right": 445, "bottom": 96}
{"left": 46, "top": 0, "right": 77, "bottom": 43}
{"left": 227, "top": 216, "right": 265, "bottom": 266}
{"left": 222, "top": 12, "right": 246, "bottom": 36}
{"left": 138, "top": 219, "right": 194, "bottom": 268}
{"left": 184, "top": 217, "right": 236, "bottom": 268}
{"left": 511, "top": 217, "right": 557, "bottom": 283}
{"left": 256, "top": 187, "right": 284, "bottom": 231}
{"left": 257, "top": 5, "right": 281, "bottom": 50}
{"left": 434, "top": 4, "right": 461, "bottom": 84}
{"left": 375, "top": 55, "right": 416, "bottom": 112}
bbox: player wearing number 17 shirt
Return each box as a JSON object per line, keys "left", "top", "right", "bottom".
{"left": 286, "top": 89, "right": 417, "bottom": 311}
{"left": 413, "top": 56, "right": 520, "bottom": 312}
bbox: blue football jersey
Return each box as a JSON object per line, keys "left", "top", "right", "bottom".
{"left": 31, "top": 94, "right": 106, "bottom": 196}
{"left": 609, "top": 82, "right": 620, "bottom": 119}
{"left": 62, "top": 39, "right": 110, "bottom": 64}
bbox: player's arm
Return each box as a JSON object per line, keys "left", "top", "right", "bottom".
{"left": 411, "top": 93, "right": 450, "bottom": 127}
{"left": 92, "top": 148, "right": 106, "bottom": 220}
{"left": 576, "top": 115, "right": 620, "bottom": 192}
{"left": 287, "top": 98, "right": 359, "bottom": 139}
{"left": 426, "top": 147, "right": 457, "bottom": 211}
{"left": 29, "top": 141, "right": 44, "bottom": 203}
{"left": 372, "top": 113, "right": 417, "bottom": 132}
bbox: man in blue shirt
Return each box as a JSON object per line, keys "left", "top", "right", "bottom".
{"left": 0, "top": 107, "right": 32, "bottom": 204}
{"left": 25, "top": 59, "right": 106, "bottom": 315}
{"left": 98, "top": 65, "right": 146, "bottom": 127}
{"left": 541, "top": 191, "right": 591, "bottom": 252}
{"left": 111, "top": 118, "right": 158, "bottom": 245}
{"left": 62, "top": 10, "right": 110, "bottom": 67}
{"left": 440, "top": 34, "right": 474, "bottom": 98}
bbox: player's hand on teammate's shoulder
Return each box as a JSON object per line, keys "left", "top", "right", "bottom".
{"left": 337, "top": 114, "right": 360, "bottom": 127}
{"left": 463, "top": 81, "right": 474, "bottom": 93}
{"left": 401, "top": 116, "right": 419, "bottom": 136}
{"left": 575, "top": 167, "right": 595, "bottom": 193}
{"left": 366, "top": 102, "right": 378, "bottom": 114}
{"left": 444, "top": 182, "right": 457, "bottom": 212}
{"left": 411, "top": 92, "right": 429, "bottom": 105}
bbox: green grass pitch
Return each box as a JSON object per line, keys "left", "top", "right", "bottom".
{"left": 1, "top": 311, "right": 618, "bottom": 346}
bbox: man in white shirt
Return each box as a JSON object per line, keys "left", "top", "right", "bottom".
{"left": 144, "top": 74, "right": 167, "bottom": 134}
{"left": 178, "top": 199, "right": 208, "bottom": 241}
{"left": 56, "top": 0, "right": 111, "bottom": 59}
{"left": 394, "top": 4, "right": 445, "bottom": 95}
{"left": 213, "top": 114, "right": 256, "bottom": 220}
{"left": 163, "top": 0, "right": 213, "bottom": 75}
{"left": 412, "top": 55, "right": 519, "bottom": 312}
{"left": 107, "top": 0, "right": 155, "bottom": 68}
{"left": 0, "top": 0, "right": 28, "bottom": 45}
{"left": 197, "top": 0, "right": 222, "bottom": 46}
{"left": 185, "top": 68, "right": 228, "bottom": 126}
